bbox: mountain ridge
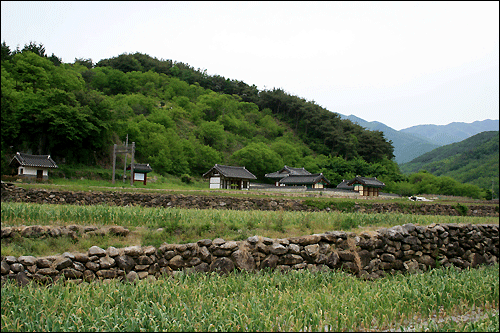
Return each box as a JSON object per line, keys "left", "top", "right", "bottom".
{"left": 399, "top": 131, "right": 499, "bottom": 193}
{"left": 400, "top": 119, "right": 499, "bottom": 146}
{"left": 337, "top": 114, "right": 499, "bottom": 164}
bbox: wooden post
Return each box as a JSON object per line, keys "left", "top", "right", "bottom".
{"left": 130, "top": 142, "right": 135, "bottom": 186}
{"left": 112, "top": 144, "right": 117, "bottom": 184}
{"left": 123, "top": 134, "right": 128, "bottom": 183}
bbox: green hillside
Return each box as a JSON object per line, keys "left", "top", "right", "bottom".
{"left": 400, "top": 131, "right": 499, "bottom": 193}
{"left": 1, "top": 42, "right": 398, "bottom": 186}
{"left": 1, "top": 42, "right": 494, "bottom": 199}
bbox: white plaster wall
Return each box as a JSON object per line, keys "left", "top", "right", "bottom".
{"left": 18, "top": 166, "right": 47, "bottom": 176}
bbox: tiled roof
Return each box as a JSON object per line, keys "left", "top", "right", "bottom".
{"left": 347, "top": 176, "right": 385, "bottom": 187}
{"left": 265, "top": 165, "right": 312, "bottom": 178}
{"left": 9, "top": 152, "right": 58, "bottom": 168}
{"left": 127, "top": 163, "right": 153, "bottom": 173}
{"left": 278, "top": 173, "right": 331, "bottom": 185}
{"left": 203, "top": 164, "right": 257, "bottom": 180}
{"left": 336, "top": 179, "right": 354, "bottom": 190}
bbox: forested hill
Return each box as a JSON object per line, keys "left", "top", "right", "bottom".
{"left": 94, "top": 51, "right": 394, "bottom": 162}
{"left": 1, "top": 42, "right": 398, "bottom": 185}
{"left": 399, "top": 131, "right": 499, "bottom": 191}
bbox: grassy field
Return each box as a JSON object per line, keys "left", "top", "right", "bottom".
{"left": 2, "top": 201, "right": 499, "bottom": 257}
{"left": 1, "top": 181, "right": 499, "bottom": 332}
{"left": 1, "top": 264, "right": 498, "bottom": 332}
{"left": 7, "top": 174, "right": 498, "bottom": 205}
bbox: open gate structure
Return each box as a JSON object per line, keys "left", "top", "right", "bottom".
{"left": 111, "top": 141, "right": 135, "bottom": 185}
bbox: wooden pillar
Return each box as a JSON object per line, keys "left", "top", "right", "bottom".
{"left": 130, "top": 142, "right": 135, "bottom": 186}
{"left": 123, "top": 134, "right": 128, "bottom": 183}
{"left": 112, "top": 144, "right": 117, "bottom": 184}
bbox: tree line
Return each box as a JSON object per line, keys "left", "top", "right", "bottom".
{"left": 0, "top": 41, "right": 492, "bottom": 199}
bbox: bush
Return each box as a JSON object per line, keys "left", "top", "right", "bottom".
{"left": 181, "top": 174, "right": 193, "bottom": 184}
{"left": 454, "top": 203, "right": 469, "bottom": 216}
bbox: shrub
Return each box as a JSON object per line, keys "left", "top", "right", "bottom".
{"left": 454, "top": 203, "right": 469, "bottom": 216}
{"left": 181, "top": 173, "right": 193, "bottom": 184}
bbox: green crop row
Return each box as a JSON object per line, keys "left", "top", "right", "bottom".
{"left": 1, "top": 264, "right": 498, "bottom": 332}
{"left": 2, "top": 202, "right": 498, "bottom": 257}
{"left": 3, "top": 202, "right": 497, "bottom": 231}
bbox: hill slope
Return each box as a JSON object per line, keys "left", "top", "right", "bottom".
{"left": 400, "top": 119, "right": 499, "bottom": 146}
{"left": 338, "top": 114, "right": 441, "bottom": 164}
{"left": 399, "top": 131, "right": 499, "bottom": 191}
{"left": 1, "top": 47, "right": 397, "bottom": 185}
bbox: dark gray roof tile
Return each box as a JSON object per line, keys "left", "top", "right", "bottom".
{"left": 203, "top": 164, "right": 257, "bottom": 180}
{"left": 278, "top": 173, "right": 330, "bottom": 185}
{"left": 265, "top": 165, "right": 311, "bottom": 178}
{"left": 347, "top": 176, "right": 385, "bottom": 187}
{"left": 9, "top": 152, "right": 58, "bottom": 169}
{"left": 336, "top": 180, "right": 354, "bottom": 190}
{"left": 127, "top": 163, "right": 153, "bottom": 173}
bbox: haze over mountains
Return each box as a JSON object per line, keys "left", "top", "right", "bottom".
{"left": 337, "top": 114, "right": 499, "bottom": 164}
{"left": 400, "top": 131, "right": 499, "bottom": 193}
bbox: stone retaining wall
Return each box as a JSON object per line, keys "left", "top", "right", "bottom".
{"left": 1, "top": 182, "right": 498, "bottom": 216}
{"left": 2, "top": 223, "right": 498, "bottom": 286}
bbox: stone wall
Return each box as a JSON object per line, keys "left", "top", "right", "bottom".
{"left": 1, "top": 182, "right": 498, "bottom": 216}
{"left": 2, "top": 223, "right": 498, "bottom": 286}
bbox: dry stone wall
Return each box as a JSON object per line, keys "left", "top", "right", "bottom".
{"left": 2, "top": 223, "right": 498, "bottom": 286}
{"left": 1, "top": 182, "right": 498, "bottom": 216}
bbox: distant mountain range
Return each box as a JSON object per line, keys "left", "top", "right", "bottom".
{"left": 400, "top": 119, "right": 500, "bottom": 146}
{"left": 336, "top": 114, "right": 499, "bottom": 164}
{"left": 399, "top": 131, "right": 499, "bottom": 192}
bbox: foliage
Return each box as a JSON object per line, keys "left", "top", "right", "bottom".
{"left": 400, "top": 131, "right": 499, "bottom": 198}
{"left": 454, "top": 203, "right": 469, "bottom": 216}
{"left": 3, "top": 201, "right": 498, "bottom": 257}
{"left": 229, "top": 142, "right": 284, "bottom": 180}
{"left": 1, "top": 265, "right": 498, "bottom": 332}
{"left": 1, "top": 41, "right": 492, "bottom": 198}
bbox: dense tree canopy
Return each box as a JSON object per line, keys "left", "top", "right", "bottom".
{"left": 2, "top": 42, "right": 492, "bottom": 199}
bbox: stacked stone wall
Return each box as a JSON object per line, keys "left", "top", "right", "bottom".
{"left": 1, "top": 182, "right": 498, "bottom": 216}
{"left": 2, "top": 223, "right": 498, "bottom": 286}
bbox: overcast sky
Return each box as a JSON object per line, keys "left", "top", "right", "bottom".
{"left": 2, "top": 1, "right": 499, "bottom": 130}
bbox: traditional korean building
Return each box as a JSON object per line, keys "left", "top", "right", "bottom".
{"left": 9, "top": 152, "right": 58, "bottom": 180}
{"left": 126, "top": 163, "right": 153, "bottom": 185}
{"left": 203, "top": 164, "right": 257, "bottom": 190}
{"left": 336, "top": 179, "right": 354, "bottom": 190}
{"left": 278, "top": 173, "right": 331, "bottom": 189}
{"left": 346, "top": 176, "right": 385, "bottom": 197}
{"left": 265, "top": 166, "right": 312, "bottom": 186}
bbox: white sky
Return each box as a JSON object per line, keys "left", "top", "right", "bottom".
{"left": 1, "top": 1, "right": 499, "bottom": 130}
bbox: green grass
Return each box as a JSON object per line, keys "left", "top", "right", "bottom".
{"left": 2, "top": 201, "right": 498, "bottom": 257}
{"left": 2, "top": 184, "right": 498, "bottom": 332}
{"left": 1, "top": 264, "right": 498, "bottom": 332}
{"left": 8, "top": 175, "right": 497, "bottom": 207}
